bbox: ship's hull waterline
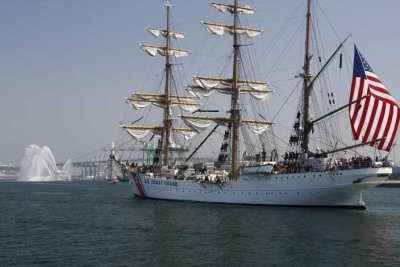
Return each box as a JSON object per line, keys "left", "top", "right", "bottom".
{"left": 127, "top": 167, "right": 391, "bottom": 209}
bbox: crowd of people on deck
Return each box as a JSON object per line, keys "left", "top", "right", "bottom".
{"left": 279, "top": 154, "right": 391, "bottom": 174}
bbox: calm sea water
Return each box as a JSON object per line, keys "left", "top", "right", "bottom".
{"left": 0, "top": 180, "right": 399, "bottom": 266}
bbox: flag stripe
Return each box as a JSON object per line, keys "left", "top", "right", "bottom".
{"left": 376, "top": 103, "right": 390, "bottom": 144}
{"left": 387, "top": 107, "right": 400, "bottom": 150}
{"left": 378, "top": 104, "right": 394, "bottom": 150}
{"left": 372, "top": 101, "right": 386, "bottom": 141}
{"left": 362, "top": 99, "right": 379, "bottom": 143}
{"left": 351, "top": 78, "right": 368, "bottom": 136}
{"left": 355, "top": 95, "right": 371, "bottom": 138}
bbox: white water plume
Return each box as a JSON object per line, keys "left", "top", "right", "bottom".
{"left": 19, "top": 145, "right": 71, "bottom": 181}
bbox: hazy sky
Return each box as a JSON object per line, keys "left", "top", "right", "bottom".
{"left": 1, "top": 0, "right": 400, "bottom": 166}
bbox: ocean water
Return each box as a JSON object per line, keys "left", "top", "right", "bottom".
{"left": 0, "top": 180, "right": 399, "bottom": 266}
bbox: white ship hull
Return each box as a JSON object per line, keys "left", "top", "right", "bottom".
{"left": 127, "top": 167, "right": 391, "bottom": 209}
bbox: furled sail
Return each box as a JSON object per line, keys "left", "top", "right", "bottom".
{"left": 202, "top": 22, "right": 262, "bottom": 38}
{"left": 147, "top": 28, "right": 185, "bottom": 39}
{"left": 349, "top": 46, "right": 400, "bottom": 151}
{"left": 181, "top": 115, "right": 273, "bottom": 135}
{"left": 122, "top": 126, "right": 163, "bottom": 140}
{"left": 211, "top": 2, "right": 255, "bottom": 15}
{"left": 186, "top": 85, "right": 272, "bottom": 101}
{"left": 122, "top": 125, "right": 197, "bottom": 141}
{"left": 174, "top": 128, "right": 198, "bottom": 140}
{"left": 185, "top": 85, "right": 215, "bottom": 99}
{"left": 248, "top": 89, "right": 273, "bottom": 101}
{"left": 141, "top": 44, "right": 189, "bottom": 58}
{"left": 245, "top": 122, "right": 269, "bottom": 135}
{"left": 194, "top": 76, "right": 268, "bottom": 89}
{"left": 241, "top": 119, "right": 273, "bottom": 135}
{"left": 127, "top": 93, "right": 199, "bottom": 112}
{"left": 181, "top": 115, "right": 230, "bottom": 132}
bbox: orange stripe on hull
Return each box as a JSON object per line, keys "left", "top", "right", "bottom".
{"left": 131, "top": 172, "right": 146, "bottom": 197}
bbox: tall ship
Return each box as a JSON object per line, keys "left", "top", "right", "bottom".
{"left": 117, "top": 0, "right": 399, "bottom": 208}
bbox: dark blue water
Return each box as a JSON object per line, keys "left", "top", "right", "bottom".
{"left": 0, "top": 180, "right": 399, "bottom": 266}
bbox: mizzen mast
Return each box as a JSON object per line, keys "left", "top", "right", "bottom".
{"left": 301, "top": 0, "right": 313, "bottom": 154}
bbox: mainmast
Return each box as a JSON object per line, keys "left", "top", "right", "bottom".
{"left": 230, "top": 0, "right": 240, "bottom": 180}
{"left": 181, "top": 1, "right": 273, "bottom": 177}
{"left": 163, "top": 0, "right": 172, "bottom": 166}
{"left": 301, "top": 0, "right": 313, "bottom": 153}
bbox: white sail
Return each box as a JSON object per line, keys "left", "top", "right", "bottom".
{"left": 187, "top": 84, "right": 272, "bottom": 101}
{"left": 245, "top": 122, "right": 269, "bottom": 135}
{"left": 182, "top": 117, "right": 212, "bottom": 132}
{"left": 141, "top": 44, "right": 189, "bottom": 58}
{"left": 175, "top": 129, "right": 197, "bottom": 140}
{"left": 194, "top": 77, "right": 220, "bottom": 89}
{"left": 129, "top": 101, "right": 151, "bottom": 110}
{"left": 211, "top": 2, "right": 255, "bottom": 15}
{"left": 178, "top": 103, "right": 199, "bottom": 112}
{"left": 147, "top": 28, "right": 185, "bottom": 39}
{"left": 127, "top": 93, "right": 199, "bottom": 111}
{"left": 194, "top": 76, "right": 268, "bottom": 89}
{"left": 249, "top": 90, "right": 272, "bottom": 101}
{"left": 247, "top": 83, "right": 268, "bottom": 90}
{"left": 124, "top": 125, "right": 196, "bottom": 141}
{"left": 186, "top": 85, "right": 215, "bottom": 99}
{"left": 182, "top": 115, "right": 273, "bottom": 134}
{"left": 141, "top": 45, "right": 158, "bottom": 56}
{"left": 202, "top": 22, "right": 262, "bottom": 38}
{"left": 125, "top": 128, "right": 154, "bottom": 140}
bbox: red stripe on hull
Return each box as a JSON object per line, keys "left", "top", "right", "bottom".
{"left": 131, "top": 172, "right": 146, "bottom": 197}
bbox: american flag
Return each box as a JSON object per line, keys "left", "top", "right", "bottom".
{"left": 349, "top": 46, "right": 400, "bottom": 151}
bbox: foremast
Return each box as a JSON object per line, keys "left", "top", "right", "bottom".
{"left": 122, "top": 0, "right": 197, "bottom": 167}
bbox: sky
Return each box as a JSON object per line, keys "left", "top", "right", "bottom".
{"left": 1, "top": 0, "right": 400, "bottom": 166}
